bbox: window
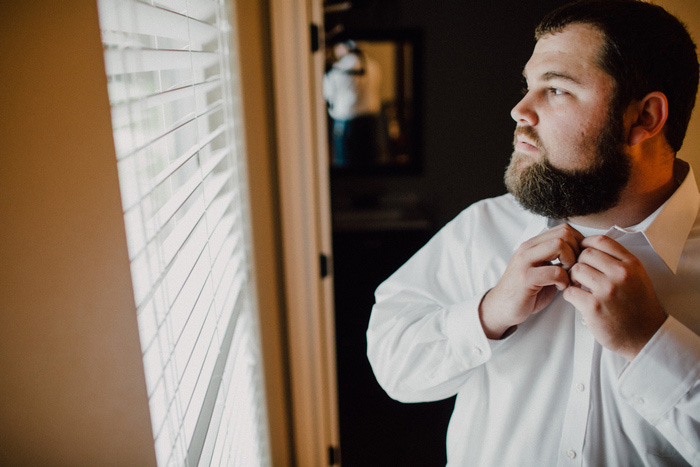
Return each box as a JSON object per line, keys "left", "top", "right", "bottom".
{"left": 97, "top": 0, "right": 270, "bottom": 464}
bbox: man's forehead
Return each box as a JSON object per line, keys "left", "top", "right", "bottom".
{"left": 523, "top": 24, "right": 607, "bottom": 82}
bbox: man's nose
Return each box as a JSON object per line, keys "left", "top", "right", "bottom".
{"left": 511, "top": 94, "right": 538, "bottom": 126}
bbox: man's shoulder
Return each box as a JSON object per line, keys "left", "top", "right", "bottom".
{"left": 454, "top": 193, "right": 532, "bottom": 224}
{"left": 423, "top": 194, "right": 541, "bottom": 259}
{"left": 437, "top": 193, "right": 538, "bottom": 240}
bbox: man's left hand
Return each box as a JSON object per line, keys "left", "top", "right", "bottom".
{"left": 562, "top": 235, "right": 667, "bottom": 361}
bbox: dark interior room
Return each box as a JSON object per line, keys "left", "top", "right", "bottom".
{"left": 325, "top": 1, "right": 572, "bottom": 465}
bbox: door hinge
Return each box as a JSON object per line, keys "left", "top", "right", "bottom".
{"left": 328, "top": 445, "right": 340, "bottom": 465}
{"left": 310, "top": 23, "right": 320, "bottom": 53}
{"left": 320, "top": 253, "right": 330, "bottom": 279}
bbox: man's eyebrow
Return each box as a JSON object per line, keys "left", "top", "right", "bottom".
{"left": 542, "top": 71, "right": 581, "bottom": 84}
{"left": 521, "top": 70, "right": 582, "bottom": 85}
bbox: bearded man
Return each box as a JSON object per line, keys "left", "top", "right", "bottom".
{"left": 366, "top": 1, "right": 700, "bottom": 465}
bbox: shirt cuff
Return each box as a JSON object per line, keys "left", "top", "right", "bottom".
{"left": 618, "top": 316, "right": 700, "bottom": 424}
{"left": 444, "top": 293, "right": 511, "bottom": 370}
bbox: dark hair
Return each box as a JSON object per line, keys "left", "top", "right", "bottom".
{"left": 536, "top": 0, "right": 699, "bottom": 152}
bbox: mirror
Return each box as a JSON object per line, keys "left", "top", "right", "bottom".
{"left": 324, "top": 29, "right": 421, "bottom": 174}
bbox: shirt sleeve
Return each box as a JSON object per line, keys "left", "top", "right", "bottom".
{"left": 617, "top": 316, "right": 700, "bottom": 465}
{"left": 366, "top": 213, "right": 504, "bottom": 403}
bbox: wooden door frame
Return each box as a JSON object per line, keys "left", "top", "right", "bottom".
{"left": 269, "top": 0, "right": 340, "bottom": 464}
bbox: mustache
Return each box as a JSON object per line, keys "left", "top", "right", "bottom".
{"left": 513, "top": 126, "right": 543, "bottom": 149}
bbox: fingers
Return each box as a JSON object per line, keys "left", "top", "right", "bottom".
{"left": 519, "top": 224, "right": 584, "bottom": 270}
{"left": 573, "top": 236, "right": 639, "bottom": 289}
{"left": 479, "top": 224, "right": 584, "bottom": 336}
{"left": 529, "top": 223, "right": 584, "bottom": 252}
{"left": 580, "top": 235, "right": 633, "bottom": 262}
{"left": 529, "top": 264, "right": 571, "bottom": 291}
{"left": 569, "top": 251, "right": 610, "bottom": 291}
{"left": 566, "top": 235, "right": 636, "bottom": 306}
{"left": 561, "top": 283, "right": 593, "bottom": 310}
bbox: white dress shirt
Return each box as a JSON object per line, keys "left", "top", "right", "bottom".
{"left": 367, "top": 159, "right": 700, "bottom": 466}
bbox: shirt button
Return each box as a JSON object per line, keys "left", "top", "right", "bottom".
{"left": 576, "top": 383, "right": 585, "bottom": 392}
{"left": 473, "top": 346, "right": 483, "bottom": 356}
{"left": 580, "top": 318, "right": 587, "bottom": 326}
{"left": 635, "top": 396, "right": 645, "bottom": 405}
{"left": 566, "top": 449, "right": 577, "bottom": 459}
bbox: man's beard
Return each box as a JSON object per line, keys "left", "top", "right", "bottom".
{"left": 504, "top": 115, "right": 631, "bottom": 219}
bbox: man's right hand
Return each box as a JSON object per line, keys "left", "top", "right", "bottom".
{"left": 479, "top": 223, "right": 584, "bottom": 339}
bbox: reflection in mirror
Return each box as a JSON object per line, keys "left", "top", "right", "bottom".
{"left": 323, "top": 30, "right": 421, "bottom": 173}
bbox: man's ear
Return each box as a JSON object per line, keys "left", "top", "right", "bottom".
{"left": 627, "top": 91, "right": 669, "bottom": 146}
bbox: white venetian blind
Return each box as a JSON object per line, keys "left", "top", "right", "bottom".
{"left": 96, "top": 0, "right": 270, "bottom": 465}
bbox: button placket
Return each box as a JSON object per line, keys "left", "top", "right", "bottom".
{"left": 556, "top": 309, "right": 594, "bottom": 466}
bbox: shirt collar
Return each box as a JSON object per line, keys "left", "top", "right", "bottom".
{"left": 640, "top": 159, "right": 699, "bottom": 273}
{"left": 517, "top": 159, "right": 700, "bottom": 274}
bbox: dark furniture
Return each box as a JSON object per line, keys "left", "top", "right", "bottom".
{"left": 332, "top": 214, "right": 455, "bottom": 466}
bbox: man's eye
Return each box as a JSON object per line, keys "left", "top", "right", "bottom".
{"left": 549, "top": 87, "right": 565, "bottom": 96}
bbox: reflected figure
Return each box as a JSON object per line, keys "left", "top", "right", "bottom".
{"left": 323, "top": 40, "right": 386, "bottom": 167}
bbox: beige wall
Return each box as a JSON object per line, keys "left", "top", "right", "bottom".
{"left": 0, "top": 2, "right": 156, "bottom": 465}
{"left": 0, "top": 1, "right": 293, "bottom": 465}
{"left": 655, "top": 0, "right": 700, "bottom": 184}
